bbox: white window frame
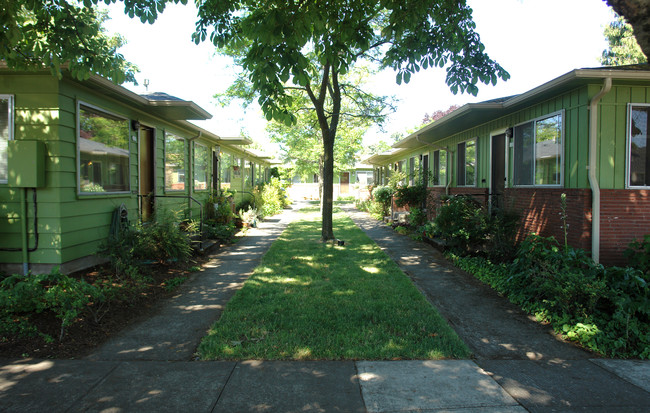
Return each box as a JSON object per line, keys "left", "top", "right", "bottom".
{"left": 457, "top": 138, "right": 477, "bottom": 187}
{"left": 164, "top": 132, "right": 186, "bottom": 192}
{"left": 626, "top": 103, "right": 650, "bottom": 189}
{"left": 512, "top": 110, "right": 565, "bottom": 188}
{"left": 77, "top": 101, "right": 131, "bottom": 195}
{"left": 0, "top": 94, "right": 14, "bottom": 185}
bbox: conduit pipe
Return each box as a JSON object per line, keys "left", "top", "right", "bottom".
{"left": 588, "top": 77, "right": 612, "bottom": 264}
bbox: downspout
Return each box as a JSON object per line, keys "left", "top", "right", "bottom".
{"left": 588, "top": 77, "right": 612, "bottom": 264}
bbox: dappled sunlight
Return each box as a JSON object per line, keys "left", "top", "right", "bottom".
{"left": 361, "top": 266, "right": 380, "bottom": 274}
{"left": 255, "top": 275, "right": 311, "bottom": 286}
{"left": 332, "top": 289, "right": 355, "bottom": 296}
{"left": 294, "top": 347, "right": 313, "bottom": 359}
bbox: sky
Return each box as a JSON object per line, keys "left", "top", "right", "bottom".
{"left": 102, "top": 0, "right": 616, "bottom": 155}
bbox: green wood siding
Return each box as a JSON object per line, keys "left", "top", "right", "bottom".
{"left": 596, "top": 84, "right": 650, "bottom": 189}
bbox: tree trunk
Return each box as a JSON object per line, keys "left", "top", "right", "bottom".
{"left": 321, "top": 132, "right": 335, "bottom": 241}
{"left": 607, "top": 0, "right": 650, "bottom": 59}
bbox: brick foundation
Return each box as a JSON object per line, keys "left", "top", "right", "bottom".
{"left": 502, "top": 188, "right": 592, "bottom": 252}
{"left": 398, "top": 186, "right": 649, "bottom": 265}
{"left": 600, "top": 189, "right": 650, "bottom": 266}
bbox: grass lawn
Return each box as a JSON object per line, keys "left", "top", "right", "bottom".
{"left": 198, "top": 208, "right": 470, "bottom": 360}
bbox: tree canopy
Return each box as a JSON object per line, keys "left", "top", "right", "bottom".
{"left": 606, "top": 0, "right": 650, "bottom": 60}
{"left": 194, "top": 0, "right": 510, "bottom": 240}
{"left": 600, "top": 14, "right": 647, "bottom": 66}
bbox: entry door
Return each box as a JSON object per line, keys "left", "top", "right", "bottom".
{"left": 490, "top": 133, "right": 506, "bottom": 210}
{"left": 139, "top": 126, "right": 155, "bottom": 221}
{"left": 340, "top": 172, "right": 350, "bottom": 194}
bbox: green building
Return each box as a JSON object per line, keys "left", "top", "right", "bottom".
{"left": 0, "top": 67, "right": 272, "bottom": 274}
{"left": 365, "top": 65, "right": 650, "bottom": 265}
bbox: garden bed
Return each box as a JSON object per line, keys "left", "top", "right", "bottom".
{"left": 0, "top": 256, "right": 213, "bottom": 360}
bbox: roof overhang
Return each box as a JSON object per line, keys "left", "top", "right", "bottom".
{"left": 392, "top": 65, "right": 650, "bottom": 150}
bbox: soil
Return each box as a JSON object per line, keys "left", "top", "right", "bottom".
{"left": 0, "top": 254, "right": 213, "bottom": 360}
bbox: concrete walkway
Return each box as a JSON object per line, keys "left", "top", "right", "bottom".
{"left": 1, "top": 203, "right": 648, "bottom": 412}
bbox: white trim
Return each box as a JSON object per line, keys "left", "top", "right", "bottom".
{"left": 512, "top": 110, "right": 565, "bottom": 188}
{"left": 0, "top": 94, "right": 14, "bottom": 184}
{"left": 76, "top": 101, "right": 131, "bottom": 195}
{"left": 626, "top": 103, "right": 650, "bottom": 189}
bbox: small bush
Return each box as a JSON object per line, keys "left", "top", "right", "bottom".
{"left": 371, "top": 186, "right": 393, "bottom": 216}
{"left": 408, "top": 206, "right": 426, "bottom": 227}
{"left": 394, "top": 184, "right": 426, "bottom": 208}
{"left": 0, "top": 269, "right": 103, "bottom": 341}
{"left": 433, "top": 195, "right": 489, "bottom": 253}
{"left": 625, "top": 234, "right": 650, "bottom": 274}
{"left": 99, "top": 208, "right": 194, "bottom": 276}
{"left": 205, "top": 221, "right": 237, "bottom": 241}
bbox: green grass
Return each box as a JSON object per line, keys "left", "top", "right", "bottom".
{"left": 198, "top": 208, "right": 470, "bottom": 360}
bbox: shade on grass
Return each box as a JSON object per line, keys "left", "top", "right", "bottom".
{"left": 198, "top": 208, "right": 470, "bottom": 360}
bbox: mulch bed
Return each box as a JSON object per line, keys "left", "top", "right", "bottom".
{"left": 0, "top": 255, "right": 212, "bottom": 360}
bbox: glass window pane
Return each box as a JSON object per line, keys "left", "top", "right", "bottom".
{"left": 165, "top": 134, "right": 185, "bottom": 191}
{"left": 220, "top": 153, "right": 231, "bottom": 186}
{"left": 79, "top": 106, "right": 129, "bottom": 193}
{"left": 457, "top": 142, "right": 466, "bottom": 186}
{"left": 194, "top": 143, "right": 209, "bottom": 190}
{"left": 465, "top": 140, "right": 476, "bottom": 186}
{"left": 514, "top": 122, "right": 534, "bottom": 185}
{"left": 630, "top": 107, "right": 650, "bottom": 187}
{"left": 535, "top": 114, "right": 562, "bottom": 185}
{"left": 0, "top": 97, "right": 11, "bottom": 183}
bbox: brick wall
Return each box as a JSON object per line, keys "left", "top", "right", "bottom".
{"left": 600, "top": 189, "right": 650, "bottom": 265}
{"left": 402, "top": 186, "right": 650, "bottom": 265}
{"left": 502, "top": 188, "right": 592, "bottom": 252}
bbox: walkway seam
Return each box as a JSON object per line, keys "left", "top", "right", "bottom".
{"left": 63, "top": 361, "right": 121, "bottom": 413}
{"left": 209, "top": 361, "right": 238, "bottom": 412}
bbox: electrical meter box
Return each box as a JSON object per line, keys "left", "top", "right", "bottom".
{"left": 8, "top": 140, "right": 47, "bottom": 188}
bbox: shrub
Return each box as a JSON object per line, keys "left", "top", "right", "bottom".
{"left": 0, "top": 269, "right": 103, "bottom": 341}
{"left": 433, "top": 195, "right": 489, "bottom": 253}
{"left": 258, "top": 177, "right": 287, "bottom": 217}
{"left": 394, "top": 183, "right": 426, "bottom": 208}
{"left": 371, "top": 186, "right": 393, "bottom": 217}
{"left": 450, "top": 235, "right": 650, "bottom": 358}
{"left": 208, "top": 192, "right": 235, "bottom": 224}
{"left": 99, "top": 208, "right": 194, "bottom": 276}
{"left": 205, "top": 221, "right": 237, "bottom": 241}
{"left": 408, "top": 206, "right": 426, "bottom": 227}
{"left": 625, "top": 234, "right": 650, "bottom": 274}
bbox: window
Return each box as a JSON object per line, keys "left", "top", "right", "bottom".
{"left": 0, "top": 95, "right": 13, "bottom": 184}
{"left": 194, "top": 143, "right": 209, "bottom": 190}
{"left": 628, "top": 105, "right": 650, "bottom": 188}
{"left": 457, "top": 139, "right": 476, "bottom": 186}
{"left": 78, "top": 105, "right": 130, "bottom": 193}
{"left": 409, "top": 157, "right": 416, "bottom": 185}
{"left": 164, "top": 133, "right": 185, "bottom": 191}
{"left": 513, "top": 112, "right": 563, "bottom": 186}
{"left": 421, "top": 154, "right": 429, "bottom": 186}
{"left": 250, "top": 162, "right": 256, "bottom": 185}
{"left": 220, "top": 152, "right": 232, "bottom": 186}
{"left": 433, "top": 150, "right": 447, "bottom": 186}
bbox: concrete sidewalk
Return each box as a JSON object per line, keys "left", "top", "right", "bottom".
{"left": 0, "top": 204, "right": 648, "bottom": 412}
